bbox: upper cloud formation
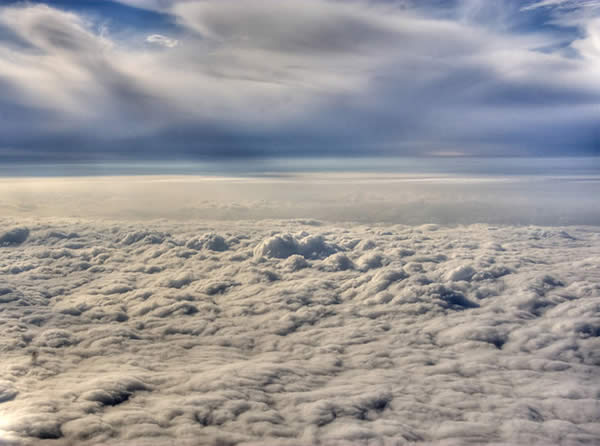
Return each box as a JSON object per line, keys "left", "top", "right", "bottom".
{"left": 523, "top": 0, "right": 600, "bottom": 11}
{"left": 0, "top": 0, "right": 598, "bottom": 160}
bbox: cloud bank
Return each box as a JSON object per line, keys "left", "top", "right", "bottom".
{"left": 1, "top": 172, "right": 599, "bottom": 225}
{"left": 0, "top": 218, "right": 599, "bottom": 445}
{"left": 0, "top": 0, "right": 598, "bottom": 159}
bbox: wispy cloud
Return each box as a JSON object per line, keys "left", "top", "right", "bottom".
{"left": 0, "top": 0, "right": 598, "bottom": 159}
{"left": 146, "top": 33, "right": 178, "bottom": 48}
{"left": 522, "top": 0, "right": 600, "bottom": 11}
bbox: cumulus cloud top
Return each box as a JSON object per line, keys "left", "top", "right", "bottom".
{"left": 253, "top": 233, "right": 338, "bottom": 260}
{"left": 0, "top": 0, "right": 598, "bottom": 160}
{"left": 0, "top": 217, "right": 599, "bottom": 445}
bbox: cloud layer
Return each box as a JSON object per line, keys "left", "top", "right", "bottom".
{"left": 0, "top": 0, "right": 598, "bottom": 159}
{"left": 1, "top": 171, "right": 600, "bottom": 225}
{"left": 0, "top": 217, "right": 599, "bottom": 445}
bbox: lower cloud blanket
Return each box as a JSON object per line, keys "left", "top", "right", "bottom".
{"left": 0, "top": 219, "right": 599, "bottom": 445}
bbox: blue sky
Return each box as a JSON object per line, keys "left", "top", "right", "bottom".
{"left": 0, "top": 0, "right": 598, "bottom": 160}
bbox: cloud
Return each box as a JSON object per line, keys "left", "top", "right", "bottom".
{"left": 253, "top": 233, "right": 338, "bottom": 259}
{"left": 172, "top": 0, "right": 401, "bottom": 55}
{"left": 572, "top": 18, "right": 600, "bottom": 62}
{"left": 0, "top": 4, "right": 170, "bottom": 144}
{"left": 0, "top": 228, "right": 29, "bottom": 246}
{"left": 0, "top": 1, "right": 598, "bottom": 159}
{"left": 2, "top": 171, "right": 600, "bottom": 225}
{"left": 523, "top": 0, "right": 600, "bottom": 11}
{"left": 0, "top": 216, "right": 599, "bottom": 445}
{"left": 145, "top": 33, "right": 178, "bottom": 48}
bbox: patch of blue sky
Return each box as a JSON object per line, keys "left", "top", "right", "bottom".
{"left": 2, "top": 0, "right": 180, "bottom": 40}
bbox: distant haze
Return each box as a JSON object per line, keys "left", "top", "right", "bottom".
{"left": 0, "top": 157, "right": 598, "bottom": 225}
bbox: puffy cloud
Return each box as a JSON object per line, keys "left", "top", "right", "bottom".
{"left": 0, "top": 228, "right": 29, "bottom": 247}
{"left": 254, "top": 233, "right": 338, "bottom": 260}
{"left": 0, "top": 217, "right": 599, "bottom": 445}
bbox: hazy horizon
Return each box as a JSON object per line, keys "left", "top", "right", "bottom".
{"left": 1, "top": 155, "right": 599, "bottom": 177}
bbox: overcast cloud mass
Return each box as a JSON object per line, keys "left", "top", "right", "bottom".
{"left": 0, "top": 0, "right": 598, "bottom": 160}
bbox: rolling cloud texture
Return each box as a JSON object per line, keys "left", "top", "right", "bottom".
{"left": 1, "top": 218, "right": 599, "bottom": 445}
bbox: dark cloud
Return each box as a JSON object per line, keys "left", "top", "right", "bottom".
{"left": 0, "top": 1, "right": 598, "bottom": 160}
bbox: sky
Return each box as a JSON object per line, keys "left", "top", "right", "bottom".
{"left": 0, "top": 0, "right": 598, "bottom": 161}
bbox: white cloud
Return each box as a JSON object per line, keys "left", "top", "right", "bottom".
{"left": 572, "top": 18, "right": 600, "bottom": 62}
{"left": 0, "top": 216, "right": 598, "bottom": 444}
{"left": 523, "top": 0, "right": 600, "bottom": 11}
{"left": 111, "top": 0, "right": 177, "bottom": 12}
{"left": 146, "top": 34, "right": 178, "bottom": 48}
